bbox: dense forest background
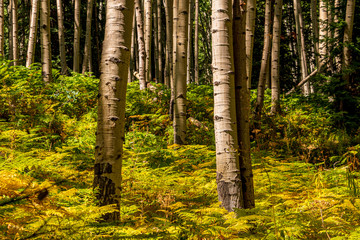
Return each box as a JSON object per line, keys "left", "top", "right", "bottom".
{"left": 1, "top": 0, "right": 360, "bottom": 239}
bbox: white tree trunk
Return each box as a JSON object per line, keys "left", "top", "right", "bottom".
{"left": 342, "top": 0, "right": 355, "bottom": 83}
{"left": 82, "top": 0, "right": 94, "bottom": 74}
{"left": 56, "top": 0, "right": 68, "bottom": 74}
{"left": 73, "top": 0, "right": 81, "bottom": 72}
{"left": 40, "top": 0, "right": 52, "bottom": 83}
{"left": 245, "top": 0, "right": 256, "bottom": 89}
{"left": 26, "top": 0, "right": 40, "bottom": 68}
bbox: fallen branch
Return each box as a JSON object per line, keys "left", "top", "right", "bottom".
{"left": 286, "top": 69, "right": 318, "bottom": 95}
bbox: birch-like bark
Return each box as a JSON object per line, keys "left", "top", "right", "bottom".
{"left": 256, "top": 0, "right": 272, "bottom": 118}
{"left": 164, "top": 0, "right": 173, "bottom": 87}
{"left": 94, "top": 0, "right": 134, "bottom": 221}
{"left": 157, "top": 0, "right": 163, "bottom": 83}
{"left": 0, "top": 0, "right": 4, "bottom": 56}
{"left": 270, "top": 0, "right": 283, "bottom": 115}
{"left": 186, "top": 0, "right": 193, "bottom": 85}
{"left": 10, "top": 0, "right": 18, "bottom": 65}
{"left": 135, "top": 0, "right": 146, "bottom": 89}
{"left": 233, "top": 0, "right": 254, "bottom": 209}
{"left": 26, "top": 0, "right": 40, "bottom": 68}
{"left": 8, "top": 3, "right": 12, "bottom": 61}
{"left": 82, "top": 0, "right": 94, "bottom": 74}
{"left": 212, "top": 0, "right": 243, "bottom": 212}
{"left": 73, "top": 0, "right": 81, "bottom": 72}
{"left": 170, "top": 0, "right": 178, "bottom": 120}
{"left": 245, "top": 0, "right": 256, "bottom": 89}
{"left": 311, "top": 0, "right": 319, "bottom": 68}
{"left": 194, "top": 0, "right": 199, "bottom": 84}
{"left": 56, "top": 0, "right": 68, "bottom": 74}
{"left": 154, "top": 0, "right": 159, "bottom": 82}
{"left": 144, "top": 0, "right": 152, "bottom": 83}
{"left": 129, "top": 11, "right": 136, "bottom": 83}
{"left": 173, "top": 0, "right": 189, "bottom": 144}
{"left": 319, "top": 0, "right": 328, "bottom": 71}
{"left": 342, "top": 0, "right": 355, "bottom": 84}
{"left": 40, "top": 0, "right": 52, "bottom": 83}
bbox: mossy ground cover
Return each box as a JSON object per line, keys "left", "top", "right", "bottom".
{"left": 1, "top": 64, "right": 360, "bottom": 239}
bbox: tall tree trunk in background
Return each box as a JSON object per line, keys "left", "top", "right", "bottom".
{"left": 233, "top": 0, "right": 255, "bottom": 209}
{"left": 164, "top": 0, "right": 173, "bottom": 87}
{"left": 194, "top": 0, "right": 199, "bottom": 84}
{"left": 10, "top": 0, "right": 18, "bottom": 65}
{"left": 186, "top": 0, "right": 193, "bottom": 85}
{"left": 135, "top": 0, "right": 146, "bottom": 90}
{"left": 256, "top": 0, "right": 272, "bottom": 119}
{"left": 334, "top": 0, "right": 341, "bottom": 71}
{"left": 144, "top": 0, "right": 152, "bottom": 83}
{"left": 40, "top": 0, "right": 52, "bottom": 83}
{"left": 0, "top": 0, "right": 4, "bottom": 56}
{"left": 56, "top": 0, "right": 68, "bottom": 74}
{"left": 93, "top": 0, "right": 134, "bottom": 222}
{"left": 293, "top": 0, "right": 310, "bottom": 95}
{"left": 173, "top": 0, "right": 189, "bottom": 145}
{"left": 319, "top": 0, "right": 328, "bottom": 71}
{"left": 129, "top": 11, "right": 136, "bottom": 83}
{"left": 154, "top": 0, "right": 159, "bottom": 82}
{"left": 311, "top": 0, "right": 319, "bottom": 68}
{"left": 82, "top": 0, "right": 94, "bottom": 74}
{"left": 26, "top": 0, "right": 39, "bottom": 68}
{"left": 157, "top": 0, "right": 162, "bottom": 83}
{"left": 73, "top": 0, "right": 81, "bottom": 72}
{"left": 170, "top": 0, "right": 178, "bottom": 120}
{"left": 245, "top": 0, "right": 256, "bottom": 89}
{"left": 212, "top": 0, "right": 243, "bottom": 212}
{"left": 270, "top": 0, "right": 283, "bottom": 115}
{"left": 8, "top": 3, "right": 12, "bottom": 61}
{"left": 342, "top": 0, "right": 355, "bottom": 84}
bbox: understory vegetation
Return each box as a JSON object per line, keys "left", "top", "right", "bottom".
{"left": 1, "top": 62, "right": 360, "bottom": 239}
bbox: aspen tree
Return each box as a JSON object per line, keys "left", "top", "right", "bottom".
{"left": 157, "top": 0, "right": 162, "bottom": 83}
{"left": 270, "top": 0, "right": 283, "bottom": 115}
{"left": 10, "top": 0, "right": 18, "bottom": 65}
{"left": 26, "top": 0, "right": 40, "bottom": 68}
{"left": 0, "top": 0, "right": 4, "bottom": 56}
{"left": 233, "top": 0, "right": 255, "bottom": 209}
{"left": 40, "top": 0, "right": 52, "bottom": 83}
{"left": 173, "top": 0, "right": 189, "bottom": 145}
{"left": 82, "top": 0, "right": 94, "bottom": 74}
{"left": 186, "top": 0, "right": 193, "bottom": 85}
{"left": 194, "top": 0, "right": 199, "bottom": 84}
{"left": 319, "top": 0, "right": 328, "bottom": 71}
{"left": 135, "top": 0, "right": 147, "bottom": 90}
{"left": 170, "top": 0, "right": 178, "bottom": 120}
{"left": 154, "top": 0, "right": 159, "bottom": 82}
{"left": 245, "top": 0, "right": 256, "bottom": 89}
{"left": 73, "top": 0, "right": 81, "bottom": 72}
{"left": 144, "top": 0, "right": 152, "bottom": 84}
{"left": 342, "top": 0, "right": 355, "bottom": 84}
{"left": 212, "top": 0, "right": 243, "bottom": 212}
{"left": 164, "top": 0, "right": 173, "bottom": 87}
{"left": 93, "top": 0, "right": 134, "bottom": 221}
{"left": 311, "top": 0, "right": 319, "bottom": 68}
{"left": 56, "top": 0, "right": 68, "bottom": 74}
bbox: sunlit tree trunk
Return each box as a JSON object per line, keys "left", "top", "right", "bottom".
{"left": 135, "top": 0, "right": 146, "bottom": 89}
{"left": 245, "top": 0, "right": 256, "bottom": 89}
{"left": 270, "top": 0, "right": 283, "bottom": 115}
{"left": 10, "top": 0, "right": 18, "bottom": 65}
{"left": 129, "top": 11, "right": 136, "bottom": 83}
{"left": 170, "top": 0, "right": 178, "bottom": 120}
{"left": 164, "top": 0, "right": 173, "bottom": 87}
{"left": 186, "top": 0, "right": 193, "bottom": 85}
{"left": 157, "top": 0, "right": 163, "bottom": 83}
{"left": 94, "top": 0, "right": 134, "bottom": 222}
{"left": 26, "top": 0, "right": 39, "bottom": 68}
{"left": 0, "top": 0, "right": 4, "bottom": 56}
{"left": 233, "top": 0, "right": 255, "bottom": 209}
{"left": 342, "top": 0, "right": 355, "bottom": 84}
{"left": 40, "top": 0, "right": 52, "bottom": 83}
{"left": 311, "top": 0, "right": 319, "bottom": 68}
{"left": 173, "top": 0, "right": 189, "bottom": 144}
{"left": 82, "top": 0, "right": 94, "bottom": 74}
{"left": 213, "top": 0, "right": 243, "bottom": 212}
{"left": 144, "top": 0, "right": 152, "bottom": 83}
{"left": 73, "top": 0, "right": 81, "bottom": 72}
{"left": 194, "top": 0, "right": 199, "bottom": 84}
{"left": 56, "top": 0, "right": 68, "bottom": 74}
{"left": 319, "top": 0, "right": 328, "bottom": 71}
{"left": 256, "top": 0, "right": 272, "bottom": 118}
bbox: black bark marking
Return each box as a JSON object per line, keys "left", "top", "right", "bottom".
{"left": 109, "top": 116, "right": 119, "bottom": 121}
{"left": 109, "top": 57, "right": 122, "bottom": 64}
{"left": 94, "top": 163, "right": 101, "bottom": 175}
{"left": 214, "top": 115, "right": 223, "bottom": 121}
{"left": 105, "top": 163, "right": 112, "bottom": 173}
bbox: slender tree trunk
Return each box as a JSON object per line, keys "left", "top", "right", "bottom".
{"left": 164, "top": 0, "right": 173, "bottom": 87}
{"left": 10, "top": 0, "right": 18, "bottom": 65}
{"left": 342, "top": 0, "right": 355, "bottom": 84}
{"left": 311, "top": 0, "right": 319, "bottom": 69}
{"left": 186, "top": 0, "right": 193, "bottom": 85}
{"left": 319, "top": 0, "right": 328, "bottom": 71}
{"left": 154, "top": 0, "right": 159, "bottom": 82}
{"left": 233, "top": 0, "right": 255, "bottom": 209}
{"left": 135, "top": 0, "right": 146, "bottom": 89}
{"left": 40, "top": 0, "right": 52, "bottom": 83}
{"left": 194, "top": 0, "right": 199, "bottom": 84}
{"left": 334, "top": 0, "right": 341, "bottom": 71}
{"left": 56, "top": 0, "right": 68, "bottom": 74}
{"left": 270, "top": 0, "right": 283, "bottom": 115}
{"left": 170, "top": 0, "right": 178, "bottom": 120}
{"left": 245, "top": 0, "right": 256, "bottom": 89}
{"left": 212, "top": 0, "right": 243, "bottom": 212}
{"left": 144, "top": 0, "right": 152, "bottom": 83}
{"left": 157, "top": 0, "right": 163, "bottom": 83}
{"left": 73, "top": 0, "right": 81, "bottom": 72}
{"left": 129, "top": 11, "right": 136, "bottom": 83}
{"left": 0, "top": 0, "right": 4, "bottom": 56}
{"left": 94, "top": 0, "right": 134, "bottom": 222}
{"left": 256, "top": 0, "right": 272, "bottom": 118}
{"left": 8, "top": 3, "right": 13, "bottom": 61}
{"left": 173, "top": 0, "right": 189, "bottom": 144}
{"left": 82, "top": 0, "right": 94, "bottom": 74}
{"left": 26, "top": 0, "right": 40, "bottom": 68}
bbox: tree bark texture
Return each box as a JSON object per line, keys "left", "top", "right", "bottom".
{"left": 10, "top": 0, "right": 18, "bottom": 65}
{"left": 56, "top": 0, "right": 68, "bottom": 74}
{"left": 245, "top": 0, "right": 256, "bottom": 89}
{"left": 157, "top": 0, "right": 163, "bottom": 83}
{"left": 73, "top": 0, "right": 81, "bottom": 72}
{"left": 144, "top": 0, "right": 152, "bottom": 83}
{"left": 40, "top": 0, "right": 52, "bottom": 83}
{"left": 135, "top": 0, "right": 146, "bottom": 90}
{"left": 26, "top": 0, "right": 40, "bottom": 68}
{"left": 270, "top": 0, "right": 283, "bottom": 115}
{"left": 342, "top": 0, "right": 355, "bottom": 84}
{"left": 173, "top": 0, "right": 189, "bottom": 145}
{"left": 319, "top": 0, "right": 328, "bottom": 71}
{"left": 186, "top": 0, "right": 193, "bottom": 85}
{"left": 82, "top": 0, "right": 94, "bottom": 74}
{"left": 194, "top": 0, "right": 199, "bottom": 84}
{"left": 0, "top": 0, "right": 4, "bottom": 56}
{"left": 311, "top": 0, "right": 319, "bottom": 68}
{"left": 233, "top": 0, "right": 255, "bottom": 209}
{"left": 164, "top": 0, "right": 173, "bottom": 87}
{"left": 212, "top": 0, "right": 243, "bottom": 212}
{"left": 94, "top": 0, "right": 134, "bottom": 222}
